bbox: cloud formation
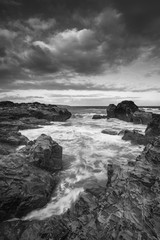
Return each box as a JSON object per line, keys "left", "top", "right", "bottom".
{"left": 0, "top": 0, "right": 160, "bottom": 104}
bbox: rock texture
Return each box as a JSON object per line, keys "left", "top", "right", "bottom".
{"left": 121, "top": 114, "right": 160, "bottom": 146}
{"left": 23, "top": 134, "right": 62, "bottom": 172}
{"left": 0, "top": 101, "right": 71, "bottom": 126}
{"left": 101, "top": 129, "right": 118, "bottom": 135}
{"left": 0, "top": 134, "right": 62, "bottom": 222}
{"left": 0, "top": 101, "right": 71, "bottom": 155}
{"left": 122, "top": 129, "right": 149, "bottom": 145}
{"left": 92, "top": 115, "right": 108, "bottom": 120}
{"left": 107, "top": 100, "right": 160, "bottom": 126}
{"left": 132, "top": 111, "right": 153, "bottom": 124}
{"left": 1, "top": 137, "right": 160, "bottom": 239}
{"left": 107, "top": 100, "right": 139, "bottom": 122}
{"left": 145, "top": 114, "right": 160, "bottom": 137}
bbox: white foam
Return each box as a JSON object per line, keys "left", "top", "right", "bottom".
{"left": 23, "top": 188, "right": 83, "bottom": 220}
{"left": 20, "top": 109, "right": 147, "bottom": 220}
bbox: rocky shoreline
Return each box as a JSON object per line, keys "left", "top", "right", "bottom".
{"left": 0, "top": 101, "right": 71, "bottom": 223}
{"left": 0, "top": 101, "right": 160, "bottom": 240}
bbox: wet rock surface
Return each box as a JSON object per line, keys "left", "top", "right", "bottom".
{"left": 0, "top": 101, "right": 71, "bottom": 125}
{"left": 22, "top": 134, "right": 62, "bottom": 172}
{"left": 0, "top": 134, "right": 62, "bottom": 222}
{"left": 92, "top": 115, "right": 108, "bottom": 119}
{"left": 107, "top": 101, "right": 139, "bottom": 122}
{"left": 101, "top": 129, "right": 118, "bottom": 135}
{"left": 0, "top": 101, "right": 71, "bottom": 155}
{"left": 107, "top": 101, "right": 160, "bottom": 126}
{"left": 132, "top": 111, "right": 153, "bottom": 124}
{"left": 122, "top": 129, "right": 151, "bottom": 145}
{"left": 1, "top": 137, "right": 160, "bottom": 239}
{"left": 145, "top": 114, "right": 160, "bottom": 137}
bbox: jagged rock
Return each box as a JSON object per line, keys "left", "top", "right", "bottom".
{"left": 0, "top": 101, "right": 71, "bottom": 123}
{"left": 106, "top": 104, "right": 116, "bottom": 118}
{"left": 101, "top": 129, "right": 118, "bottom": 135}
{"left": 0, "top": 153, "right": 56, "bottom": 222}
{"left": 0, "top": 128, "right": 28, "bottom": 147}
{"left": 115, "top": 100, "right": 139, "bottom": 122}
{"left": 92, "top": 115, "right": 108, "bottom": 119}
{"left": 132, "top": 111, "right": 153, "bottom": 124}
{"left": 28, "top": 134, "right": 62, "bottom": 172}
{"left": 122, "top": 129, "right": 150, "bottom": 145}
{"left": 107, "top": 100, "right": 139, "bottom": 122}
{"left": 145, "top": 114, "right": 160, "bottom": 137}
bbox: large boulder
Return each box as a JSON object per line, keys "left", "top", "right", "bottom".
{"left": 107, "top": 101, "right": 139, "bottom": 122}
{"left": 28, "top": 134, "right": 62, "bottom": 172}
{"left": 106, "top": 104, "right": 116, "bottom": 118}
{"left": 0, "top": 153, "right": 56, "bottom": 222}
{"left": 115, "top": 100, "right": 139, "bottom": 122}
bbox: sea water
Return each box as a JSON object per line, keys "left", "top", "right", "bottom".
{"left": 20, "top": 107, "right": 160, "bottom": 220}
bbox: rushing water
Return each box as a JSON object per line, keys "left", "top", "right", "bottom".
{"left": 20, "top": 107, "right": 159, "bottom": 220}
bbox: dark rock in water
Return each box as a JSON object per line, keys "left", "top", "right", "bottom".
{"left": 115, "top": 100, "right": 138, "bottom": 122}
{"left": 122, "top": 129, "right": 150, "bottom": 145}
{"left": 106, "top": 100, "right": 154, "bottom": 125}
{"left": 0, "top": 152, "right": 56, "bottom": 222}
{"left": 0, "top": 101, "right": 71, "bottom": 154}
{"left": 0, "top": 132, "right": 63, "bottom": 222}
{"left": 107, "top": 100, "right": 139, "bottom": 122}
{"left": 106, "top": 104, "right": 116, "bottom": 118}
{"left": 145, "top": 113, "right": 160, "bottom": 137}
{"left": 92, "top": 114, "right": 108, "bottom": 119}
{"left": 27, "top": 134, "right": 62, "bottom": 172}
{"left": 132, "top": 111, "right": 153, "bottom": 124}
{"left": 0, "top": 101, "right": 71, "bottom": 124}
{"left": 101, "top": 129, "right": 118, "bottom": 135}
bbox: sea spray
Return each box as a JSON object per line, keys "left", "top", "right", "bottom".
{"left": 20, "top": 107, "right": 147, "bottom": 220}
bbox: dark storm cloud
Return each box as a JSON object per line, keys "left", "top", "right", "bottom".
{"left": 111, "top": 0, "right": 160, "bottom": 35}
{"left": 0, "top": 0, "right": 160, "bottom": 91}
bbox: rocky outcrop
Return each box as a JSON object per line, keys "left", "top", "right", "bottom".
{"left": 0, "top": 127, "right": 28, "bottom": 155}
{"left": 0, "top": 128, "right": 28, "bottom": 146}
{"left": 1, "top": 137, "right": 160, "bottom": 239}
{"left": 107, "top": 100, "right": 139, "bottom": 122}
{"left": 92, "top": 114, "right": 108, "bottom": 120}
{"left": 122, "top": 129, "right": 150, "bottom": 145}
{"left": 22, "top": 134, "right": 62, "bottom": 172}
{"left": 0, "top": 101, "right": 71, "bottom": 155}
{"left": 0, "top": 101, "right": 71, "bottom": 124}
{"left": 122, "top": 113, "right": 160, "bottom": 146}
{"left": 106, "top": 100, "right": 160, "bottom": 126}
{"left": 0, "top": 134, "right": 62, "bottom": 222}
{"left": 0, "top": 153, "right": 56, "bottom": 222}
{"left": 106, "top": 104, "right": 116, "bottom": 118}
{"left": 132, "top": 111, "right": 153, "bottom": 124}
{"left": 145, "top": 114, "right": 160, "bottom": 137}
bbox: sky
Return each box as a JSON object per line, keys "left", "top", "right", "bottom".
{"left": 0, "top": 0, "right": 160, "bottom": 106}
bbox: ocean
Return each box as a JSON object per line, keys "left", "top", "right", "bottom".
{"left": 19, "top": 106, "right": 160, "bottom": 220}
